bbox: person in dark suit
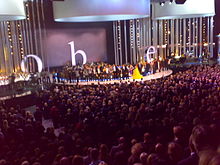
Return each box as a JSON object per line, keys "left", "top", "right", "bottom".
{"left": 144, "top": 62, "right": 150, "bottom": 76}
{"left": 138, "top": 62, "right": 143, "bottom": 75}
{"left": 177, "top": 135, "right": 198, "bottom": 165}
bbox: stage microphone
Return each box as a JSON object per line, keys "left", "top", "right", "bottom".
{"left": 175, "top": 0, "right": 187, "bottom": 4}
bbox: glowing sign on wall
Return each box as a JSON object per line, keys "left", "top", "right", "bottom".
{"left": 21, "top": 54, "right": 43, "bottom": 73}
{"left": 68, "top": 41, "right": 87, "bottom": 66}
{"left": 145, "top": 46, "right": 156, "bottom": 63}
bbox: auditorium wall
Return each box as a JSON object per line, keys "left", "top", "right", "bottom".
{"left": 44, "top": 0, "right": 114, "bottom": 68}
{"left": 45, "top": 27, "right": 107, "bottom": 67}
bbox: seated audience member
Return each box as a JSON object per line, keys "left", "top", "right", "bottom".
{"left": 191, "top": 125, "right": 214, "bottom": 153}
{"left": 59, "top": 157, "right": 70, "bottom": 165}
{"left": 147, "top": 153, "right": 158, "bottom": 165}
{"left": 110, "top": 137, "right": 126, "bottom": 159}
{"left": 89, "top": 148, "right": 102, "bottom": 165}
{"left": 72, "top": 155, "right": 84, "bottom": 165}
{"left": 168, "top": 142, "right": 183, "bottom": 165}
{"left": 0, "top": 160, "right": 6, "bottom": 165}
{"left": 99, "top": 144, "right": 111, "bottom": 165}
{"left": 128, "top": 143, "right": 144, "bottom": 165}
{"left": 173, "top": 126, "right": 187, "bottom": 148}
{"left": 177, "top": 135, "right": 199, "bottom": 165}
{"left": 141, "top": 133, "right": 154, "bottom": 154}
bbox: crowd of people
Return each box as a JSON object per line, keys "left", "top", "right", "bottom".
{"left": 0, "top": 64, "right": 220, "bottom": 165}
{"left": 53, "top": 60, "right": 169, "bottom": 83}
{"left": 0, "top": 59, "right": 170, "bottom": 86}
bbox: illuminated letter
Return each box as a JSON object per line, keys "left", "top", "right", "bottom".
{"left": 145, "top": 46, "right": 156, "bottom": 63}
{"left": 21, "top": 54, "right": 43, "bottom": 73}
{"left": 68, "top": 41, "right": 87, "bottom": 66}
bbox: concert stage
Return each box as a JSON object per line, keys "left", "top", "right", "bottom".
{"left": 0, "top": 81, "right": 41, "bottom": 101}
{"left": 0, "top": 70, "right": 172, "bottom": 100}
{"left": 59, "top": 69, "right": 173, "bottom": 86}
{"left": 0, "top": 75, "right": 30, "bottom": 86}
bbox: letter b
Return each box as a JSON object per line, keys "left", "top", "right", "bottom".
{"left": 68, "top": 41, "right": 87, "bottom": 66}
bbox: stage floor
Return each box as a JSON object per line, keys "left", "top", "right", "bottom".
{"left": 0, "top": 75, "right": 30, "bottom": 86}
{"left": 59, "top": 70, "right": 173, "bottom": 86}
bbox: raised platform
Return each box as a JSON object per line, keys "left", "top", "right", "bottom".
{"left": 0, "top": 75, "right": 30, "bottom": 86}
{"left": 0, "top": 70, "right": 172, "bottom": 100}
{"left": 0, "top": 81, "right": 41, "bottom": 101}
{"left": 58, "top": 70, "right": 173, "bottom": 86}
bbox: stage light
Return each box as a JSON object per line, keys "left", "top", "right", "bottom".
{"left": 160, "top": 2, "right": 165, "bottom": 6}
{"left": 154, "top": 0, "right": 215, "bottom": 20}
{"left": 175, "top": 0, "right": 186, "bottom": 4}
{"left": 0, "top": 0, "right": 25, "bottom": 21}
{"left": 53, "top": 0, "right": 150, "bottom": 22}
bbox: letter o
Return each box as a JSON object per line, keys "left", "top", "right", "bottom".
{"left": 21, "top": 55, "right": 43, "bottom": 73}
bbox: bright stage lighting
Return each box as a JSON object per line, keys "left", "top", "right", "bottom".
{"left": 160, "top": 2, "right": 165, "bottom": 6}
{"left": 53, "top": 0, "right": 150, "bottom": 22}
{"left": 153, "top": 0, "right": 215, "bottom": 20}
{"left": 0, "top": 0, "right": 26, "bottom": 21}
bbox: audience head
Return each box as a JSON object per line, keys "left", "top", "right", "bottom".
{"left": 140, "top": 152, "right": 148, "bottom": 165}
{"left": 173, "top": 126, "right": 184, "bottom": 139}
{"left": 21, "top": 161, "right": 30, "bottom": 165}
{"left": 118, "top": 137, "right": 125, "bottom": 144}
{"left": 72, "top": 155, "right": 83, "bottom": 165}
{"left": 147, "top": 153, "right": 157, "bottom": 165}
{"left": 99, "top": 144, "right": 108, "bottom": 155}
{"left": 191, "top": 125, "right": 213, "bottom": 153}
{"left": 0, "top": 160, "right": 6, "bottom": 165}
{"left": 59, "top": 157, "right": 70, "bottom": 165}
{"left": 155, "top": 143, "right": 165, "bottom": 156}
{"left": 131, "top": 143, "right": 144, "bottom": 156}
{"left": 90, "top": 148, "right": 99, "bottom": 161}
{"left": 168, "top": 142, "right": 183, "bottom": 163}
{"left": 32, "top": 163, "right": 41, "bottom": 165}
{"left": 143, "top": 132, "right": 151, "bottom": 143}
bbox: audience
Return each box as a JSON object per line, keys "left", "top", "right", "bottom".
{"left": 0, "top": 65, "right": 220, "bottom": 165}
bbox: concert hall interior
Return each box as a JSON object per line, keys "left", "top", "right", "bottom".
{"left": 0, "top": 0, "right": 220, "bottom": 165}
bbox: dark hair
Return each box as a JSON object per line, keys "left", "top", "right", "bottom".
{"left": 90, "top": 148, "right": 99, "bottom": 161}
{"left": 72, "top": 155, "right": 83, "bottom": 165}
{"left": 191, "top": 125, "right": 212, "bottom": 153}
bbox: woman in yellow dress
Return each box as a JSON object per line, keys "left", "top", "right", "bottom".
{"left": 132, "top": 64, "right": 143, "bottom": 79}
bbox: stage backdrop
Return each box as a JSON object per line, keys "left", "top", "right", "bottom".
{"left": 45, "top": 28, "right": 107, "bottom": 67}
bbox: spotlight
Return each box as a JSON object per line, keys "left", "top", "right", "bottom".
{"left": 169, "top": 0, "right": 173, "bottom": 4}
{"left": 160, "top": 2, "right": 165, "bottom": 6}
{"left": 175, "top": 0, "right": 187, "bottom": 4}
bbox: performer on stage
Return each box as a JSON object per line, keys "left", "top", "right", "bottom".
{"left": 144, "top": 61, "right": 150, "bottom": 76}
{"left": 132, "top": 65, "right": 143, "bottom": 80}
{"left": 58, "top": 60, "right": 170, "bottom": 82}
